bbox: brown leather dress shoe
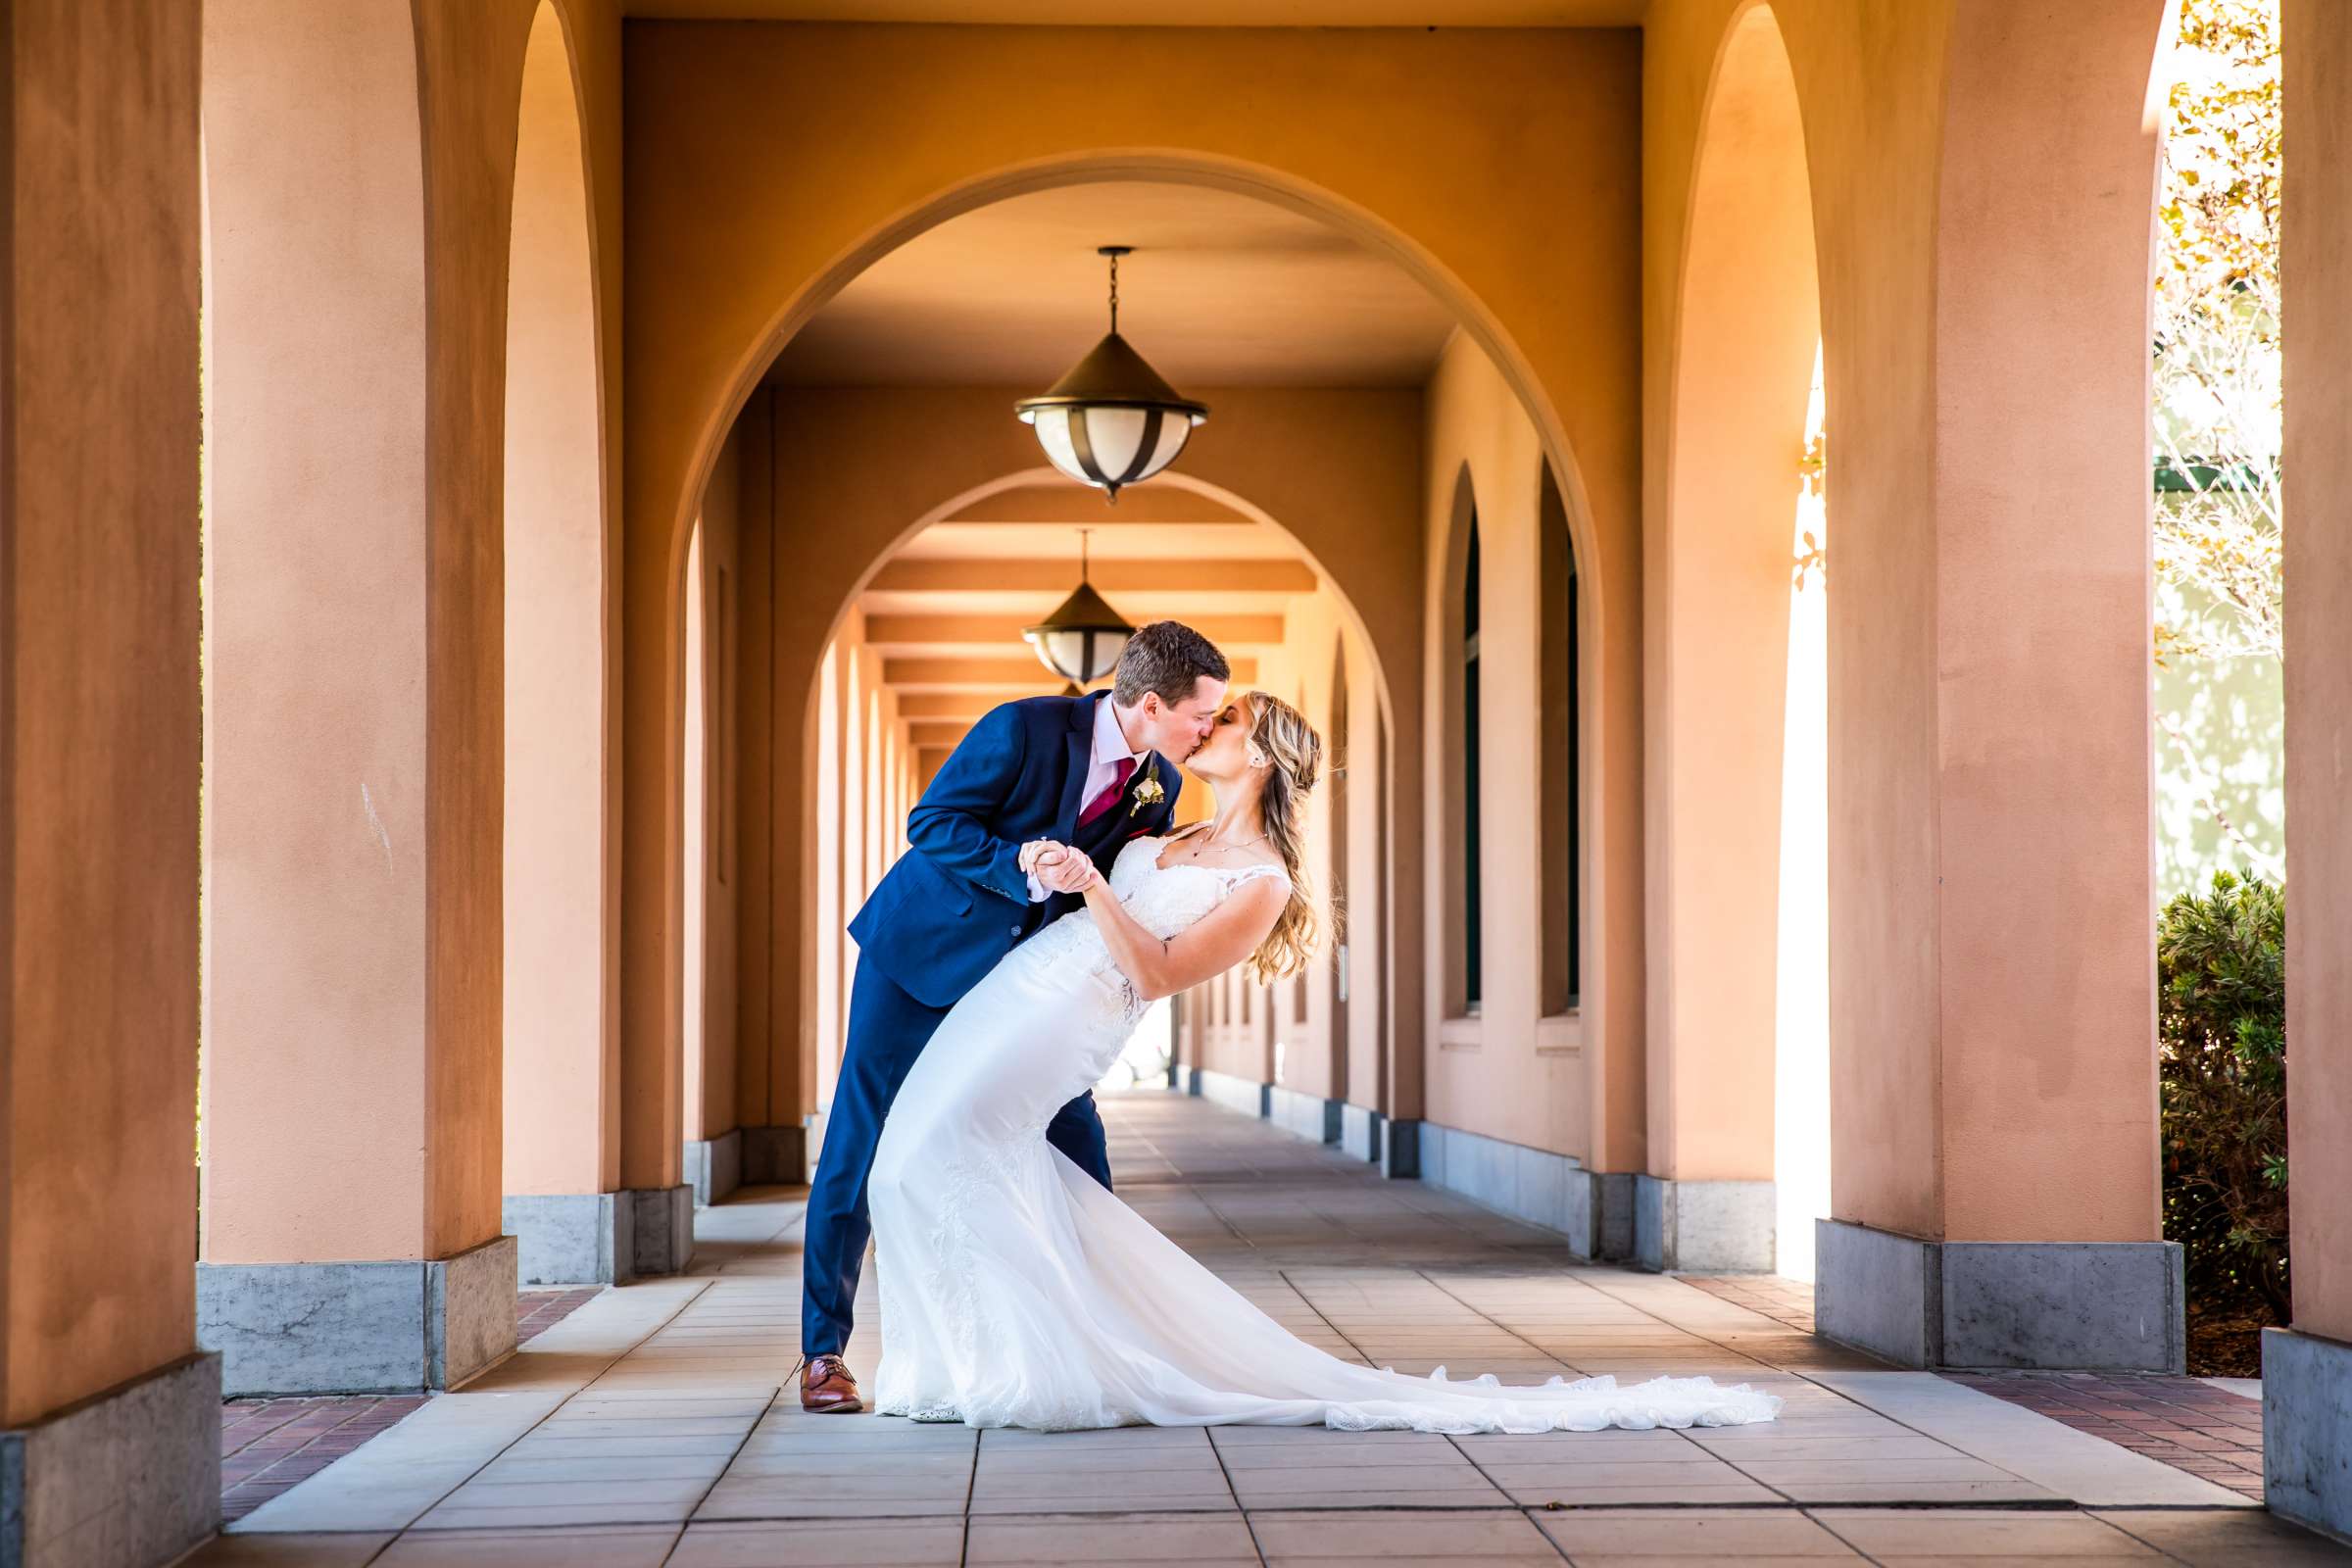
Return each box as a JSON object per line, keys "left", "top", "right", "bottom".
{"left": 800, "top": 1354, "right": 864, "bottom": 1413}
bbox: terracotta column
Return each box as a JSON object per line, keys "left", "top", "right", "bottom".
{"left": 1815, "top": 0, "right": 2177, "bottom": 1370}
{"left": 1641, "top": 2, "right": 1816, "bottom": 1275}
{"left": 197, "top": 0, "right": 515, "bottom": 1394}
{"left": 0, "top": 4, "right": 217, "bottom": 1561}
{"left": 498, "top": 0, "right": 636, "bottom": 1286}
{"left": 2267, "top": 0, "right": 2352, "bottom": 1536}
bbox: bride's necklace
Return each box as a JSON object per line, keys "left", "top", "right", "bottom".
{"left": 1171, "top": 820, "right": 1266, "bottom": 861}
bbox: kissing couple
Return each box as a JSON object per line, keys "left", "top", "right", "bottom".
{"left": 798, "top": 619, "right": 1781, "bottom": 1434}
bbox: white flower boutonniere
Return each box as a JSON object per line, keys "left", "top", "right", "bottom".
{"left": 1127, "top": 759, "right": 1166, "bottom": 818}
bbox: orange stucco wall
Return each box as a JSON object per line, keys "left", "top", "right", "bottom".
{"left": 1420, "top": 335, "right": 1633, "bottom": 1164}
{"left": 203, "top": 0, "right": 629, "bottom": 1258}
{"left": 2282, "top": 0, "right": 2352, "bottom": 1343}
{"left": 1644, "top": 0, "right": 2165, "bottom": 1241}
{"left": 3, "top": 0, "right": 202, "bottom": 1428}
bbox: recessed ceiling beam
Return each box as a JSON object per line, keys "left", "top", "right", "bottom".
{"left": 868, "top": 559, "right": 1315, "bottom": 595}
{"left": 863, "top": 612, "right": 1284, "bottom": 650}
{"left": 943, "top": 483, "right": 1253, "bottom": 526}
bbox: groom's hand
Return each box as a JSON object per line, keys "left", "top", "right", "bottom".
{"left": 1019, "top": 840, "right": 1066, "bottom": 875}
{"left": 1036, "top": 849, "right": 1098, "bottom": 896}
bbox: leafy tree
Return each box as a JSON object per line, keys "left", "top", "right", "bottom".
{"left": 2154, "top": 0, "right": 2281, "bottom": 664}
{"left": 2158, "top": 870, "right": 2288, "bottom": 1319}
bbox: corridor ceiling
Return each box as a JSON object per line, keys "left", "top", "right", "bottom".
{"left": 626, "top": 3, "right": 1639, "bottom": 23}
{"left": 763, "top": 182, "right": 1456, "bottom": 389}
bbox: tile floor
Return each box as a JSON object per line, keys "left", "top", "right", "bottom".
{"left": 218, "top": 1288, "right": 607, "bottom": 1522}
{"left": 189, "top": 1092, "right": 2348, "bottom": 1566}
{"left": 1685, "top": 1274, "right": 2274, "bottom": 1502}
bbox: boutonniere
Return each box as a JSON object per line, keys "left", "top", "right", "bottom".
{"left": 1127, "top": 756, "right": 1165, "bottom": 817}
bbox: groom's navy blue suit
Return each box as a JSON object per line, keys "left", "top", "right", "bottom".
{"left": 802, "top": 691, "right": 1183, "bottom": 1357}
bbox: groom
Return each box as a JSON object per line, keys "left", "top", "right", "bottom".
{"left": 799, "top": 619, "right": 1231, "bottom": 1412}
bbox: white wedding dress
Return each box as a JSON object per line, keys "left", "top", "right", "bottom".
{"left": 866, "top": 836, "right": 1781, "bottom": 1434}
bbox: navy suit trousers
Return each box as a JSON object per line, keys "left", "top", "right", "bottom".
{"left": 801, "top": 953, "right": 1112, "bottom": 1357}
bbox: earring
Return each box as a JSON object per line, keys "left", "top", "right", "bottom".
{"left": 1248, "top": 745, "right": 1269, "bottom": 769}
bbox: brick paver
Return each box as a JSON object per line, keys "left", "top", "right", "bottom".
{"left": 1947, "top": 1370, "right": 2268, "bottom": 1501}
{"left": 219, "top": 1283, "right": 605, "bottom": 1521}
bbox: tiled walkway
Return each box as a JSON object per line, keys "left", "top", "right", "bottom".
{"left": 1686, "top": 1276, "right": 2274, "bottom": 1502}
{"left": 192, "top": 1092, "right": 2348, "bottom": 1566}
{"left": 218, "top": 1289, "right": 608, "bottom": 1522}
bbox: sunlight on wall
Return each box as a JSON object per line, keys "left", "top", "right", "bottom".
{"left": 2154, "top": 579, "right": 2284, "bottom": 897}
{"left": 1775, "top": 351, "right": 1831, "bottom": 1282}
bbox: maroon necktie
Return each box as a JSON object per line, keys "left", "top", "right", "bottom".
{"left": 1077, "top": 758, "right": 1136, "bottom": 829}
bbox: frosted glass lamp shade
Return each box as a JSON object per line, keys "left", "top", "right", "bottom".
{"left": 1015, "top": 330, "right": 1208, "bottom": 503}
{"left": 1022, "top": 578, "right": 1133, "bottom": 683}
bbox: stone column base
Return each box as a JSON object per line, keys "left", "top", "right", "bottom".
{"left": 2265, "top": 1326, "right": 2352, "bottom": 1542}
{"left": 504, "top": 1193, "right": 633, "bottom": 1285}
{"left": 0, "top": 1351, "right": 220, "bottom": 1568}
{"left": 1340, "top": 1104, "right": 1384, "bottom": 1163}
{"left": 1381, "top": 1117, "right": 1421, "bottom": 1179}
{"left": 740, "top": 1123, "right": 808, "bottom": 1186}
{"left": 1266, "top": 1085, "right": 1344, "bottom": 1145}
{"left": 628, "top": 1185, "right": 695, "bottom": 1278}
{"left": 684, "top": 1128, "right": 743, "bottom": 1206}
{"left": 1193, "top": 1066, "right": 1267, "bottom": 1120}
{"left": 1816, "top": 1218, "right": 2184, "bottom": 1371}
{"left": 197, "top": 1233, "right": 519, "bottom": 1395}
{"left": 1569, "top": 1171, "right": 1637, "bottom": 1263}
{"left": 1635, "top": 1176, "right": 1776, "bottom": 1273}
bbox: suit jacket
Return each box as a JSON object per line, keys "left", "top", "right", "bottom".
{"left": 847, "top": 692, "right": 1184, "bottom": 1008}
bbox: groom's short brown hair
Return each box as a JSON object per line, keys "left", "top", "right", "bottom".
{"left": 1113, "top": 620, "right": 1230, "bottom": 708}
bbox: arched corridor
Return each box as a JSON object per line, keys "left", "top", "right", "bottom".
{"left": 14, "top": 1, "right": 2352, "bottom": 1562}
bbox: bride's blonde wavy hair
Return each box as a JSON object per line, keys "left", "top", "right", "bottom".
{"left": 1239, "top": 692, "right": 1325, "bottom": 985}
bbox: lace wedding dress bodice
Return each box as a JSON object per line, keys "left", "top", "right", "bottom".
{"left": 863, "top": 833, "right": 1781, "bottom": 1436}
{"left": 1011, "top": 835, "right": 1290, "bottom": 1036}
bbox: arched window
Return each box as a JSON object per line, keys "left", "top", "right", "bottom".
{"left": 1462, "top": 512, "right": 1484, "bottom": 1013}
{"left": 1539, "top": 465, "right": 1580, "bottom": 1013}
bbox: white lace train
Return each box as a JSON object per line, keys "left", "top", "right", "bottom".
{"left": 867, "top": 838, "right": 1782, "bottom": 1435}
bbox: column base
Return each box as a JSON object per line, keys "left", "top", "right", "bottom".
{"left": 1266, "top": 1084, "right": 1344, "bottom": 1145}
{"left": 1192, "top": 1066, "right": 1266, "bottom": 1119}
{"left": 504, "top": 1193, "right": 633, "bottom": 1286}
{"left": 1816, "top": 1218, "right": 2184, "bottom": 1371}
{"left": 2265, "top": 1327, "right": 2352, "bottom": 1543}
{"left": 740, "top": 1123, "right": 808, "bottom": 1187}
{"left": 0, "top": 1351, "right": 219, "bottom": 1568}
{"left": 1381, "top": 1117, "right": 1421, "bottom": 1179}
{"left": 1569, "top": 1171, "right": 1637, "bottom": 1263}
{"left": 1635, "top": 1176, "right": 1776, "bottom": 1273}
{"left": 197, "top": 1233, "right": 519, "bottom": 1395}
{"left": 1418, "top": 1121, "right": 1581, "bottom": 1235}
{"left": 1340, "top": 1104, "right": 1383, "bottom": 1163}
{"left": 628, "top": 1185, "right": 695, "bottom": 1278}
{"left": 684, "top": 1128, "right": 743, "bottom": 1206}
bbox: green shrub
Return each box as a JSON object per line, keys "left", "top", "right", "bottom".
{"left": 2158, "top": 869, "right": 2288, "bottom": 1318}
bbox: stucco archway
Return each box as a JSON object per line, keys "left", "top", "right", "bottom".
{"left": 502, "top": 0, "right": 617, "bottom": 1207}
{"left": 619, "top": 58, "right": 1654, "bottom": 1188}
{"left": 1645, "top": 0, "right": 1822, "bottom": 1273}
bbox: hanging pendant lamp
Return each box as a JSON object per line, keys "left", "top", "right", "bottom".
{"left": 1015, "top": 246, "right": 1208, "bottom": 504}
{"left": 1023, "top": 528, "right": 1134, "bottom": 683}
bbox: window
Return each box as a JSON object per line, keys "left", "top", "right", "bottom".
{"left": 1538, "top": 466, "right": 1579, "bottom": 1011}
{"left": 1463, "top": 513, "right": 1483, "bottom": 1013}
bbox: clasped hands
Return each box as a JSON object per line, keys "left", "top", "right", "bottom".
{"left": 1020, "top": 839, "right": 1102, "bottom": 896}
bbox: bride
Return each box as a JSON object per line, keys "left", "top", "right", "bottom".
{"left": 866, "top": 691, "right": 1780, "bottom": 1434}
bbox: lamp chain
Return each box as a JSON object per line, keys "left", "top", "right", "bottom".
{"left": 1107, "top": 251, "right": 1119, "bottom": 335}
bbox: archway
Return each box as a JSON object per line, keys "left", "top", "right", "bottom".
{"left": 1646, "top": 0, "right": 1822, "bottom": 1275}
{"left": 501, "top": 0, "right": 618, "bottom": 1234}
{"left": 618, "top": 119, "right": 1661, "bottom": 1195}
